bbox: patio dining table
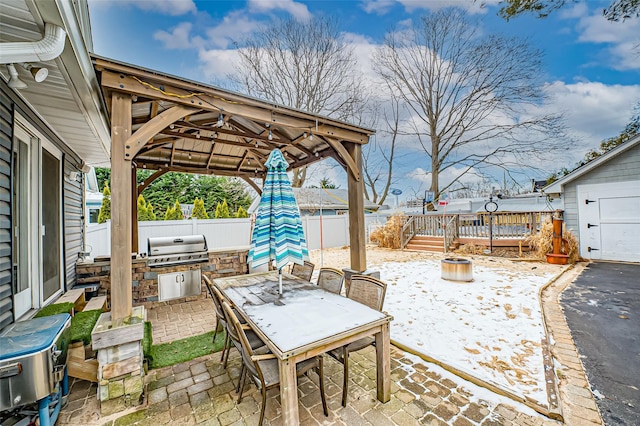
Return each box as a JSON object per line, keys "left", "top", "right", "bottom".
{"left": 213, "top": 270, "right": 392, "bottom": 425}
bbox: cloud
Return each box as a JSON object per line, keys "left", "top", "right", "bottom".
{"left": 205, "top": 10, "right": 262, "bottom": 49}
{"left": 361, "top": 0, "right": 501, "bottom": 15}
{"left": 247, "top": 0, "right": 311, "bottom": 20}
{"left": 361, "top": 0, "right": 396, "bottom": 15}
{"left": 154, "top": 22, "right": 204, "bottom": 49}
{"left": 574, "top": 9, "right": 640, "bottom": 70}
{"left": 558, "top": 2, "right": 589, "bottom": 19}
{"left": 198, "top": 48, "right": 242, "bottom": 83}
{"left": 406, "top": 165, "right": 484, "bottom": 189}
{"left": 544, "top": 80, "right": 640, "bottom": 164}
{"left": 115, "top": 0, "right": 196, "bottom": 15}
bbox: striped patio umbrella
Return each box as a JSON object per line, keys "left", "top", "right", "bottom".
{"left": 248, "top": 149, "right": 309, "bottom": 294}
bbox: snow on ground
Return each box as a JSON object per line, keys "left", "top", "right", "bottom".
{"left": 310, "top": 246, "right": 562, "bottom": 408}
{"left": 379, "top": 260, "right": 554, "bottom": 406}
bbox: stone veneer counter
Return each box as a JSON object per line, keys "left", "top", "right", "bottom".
{"left": 76, "top": 247, "right": 249, "bottom": 308}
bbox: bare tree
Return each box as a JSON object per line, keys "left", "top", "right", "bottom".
{"left": 373, "top": 9, "right": 567, "bottom": 203}
{"left": 363, "top": 91, "right": 400, "bottom": 206}
{"left": 230, "top": 16, "right": 368, "bottom": 187}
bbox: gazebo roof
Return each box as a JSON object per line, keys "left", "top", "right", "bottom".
{"left": 92, "top": 55, "right": 374, "bottom": 192}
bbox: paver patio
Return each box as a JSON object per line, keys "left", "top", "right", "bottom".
{"left": 56, "top": 262, "right": 603, "bottom": 425}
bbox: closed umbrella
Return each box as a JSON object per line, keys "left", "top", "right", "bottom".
{"left": 248, "top": 149, "right": 309, "bottom": 294}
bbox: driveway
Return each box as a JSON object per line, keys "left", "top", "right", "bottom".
{"left": 561, "top": 262, "right": 640, "bottom": 426}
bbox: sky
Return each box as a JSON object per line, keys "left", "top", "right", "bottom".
{"left": 88, "top": 0, "right": 640, "bottom": 201}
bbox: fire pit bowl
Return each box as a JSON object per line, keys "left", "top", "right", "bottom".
{"left": 441, "top": 258, "right": 473, "bottom": 282}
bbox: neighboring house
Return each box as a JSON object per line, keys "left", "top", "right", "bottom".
{"left": 544, "top": 135, "right": 640, "bottom": 262}
{"left": 248, "top": 188, "right": 381, "bottom": 216}
{"left": 0, "top": 1, "right": 110, "bottom": 327}
{"left": 85, "top": 166, "right": 102, "bottom": 224}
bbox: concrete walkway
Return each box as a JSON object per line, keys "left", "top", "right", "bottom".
{"left": 57, "top": 263, "right": 603, "bottom": 425}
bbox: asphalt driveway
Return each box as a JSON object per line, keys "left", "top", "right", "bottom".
{"left": 561, "top": 262, "right": 640, "bottom": 426}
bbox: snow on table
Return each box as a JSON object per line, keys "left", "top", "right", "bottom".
{"left": 220, "top": 273, "right": 387, "bottom": 355}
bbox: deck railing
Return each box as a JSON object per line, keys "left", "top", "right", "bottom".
{"left": 401, "top": 211, "right": 554, "bottom": 248}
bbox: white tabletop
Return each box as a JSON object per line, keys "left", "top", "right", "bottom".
{"left": 217, "top": 272, "right": 388, "bottom": 355}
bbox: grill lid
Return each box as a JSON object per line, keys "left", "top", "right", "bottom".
{"left": 0, "top": 314, "right": 71, "bottom": 359}
{"left": 147, "top": 235, "right": 208, "bottom": 256}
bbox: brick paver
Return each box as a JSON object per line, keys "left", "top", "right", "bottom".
{"left": 57, "top": 264, "right": 603, "bottom": 425}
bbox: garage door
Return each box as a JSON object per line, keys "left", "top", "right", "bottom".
{"left": 577, "top": 181, "right": 640, "bottom": 262}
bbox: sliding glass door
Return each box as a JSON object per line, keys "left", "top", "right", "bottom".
{"left": 41, "top": 146, "right": 62, "bottom": 302}
{"left": 12, "top": 121, "right": 64, "bottom": 318}
{"left": 12, "top": 128, "right": 32, "bottom": 318}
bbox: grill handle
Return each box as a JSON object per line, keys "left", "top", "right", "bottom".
{"left": 0, "top": 362, "right": 23, "bottom": 379}
{"left": 173, "top": 238, "right": 184, "bottom": 243}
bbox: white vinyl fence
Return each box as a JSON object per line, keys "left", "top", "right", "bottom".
{"left": 85, "top": 214, "right": 387, "bottom": 257}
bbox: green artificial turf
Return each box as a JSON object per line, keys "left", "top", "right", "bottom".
{"left": 70, "top": 310, "right": 103, "bottom": 345}
{"left": 33, "top": 302, "right": 74, "bottom": 318}
{"left": 142, "top": 321, "right": 153, "bottom": 362}
{"left": 149, "top": 330, "right": 225, "bottom": 369}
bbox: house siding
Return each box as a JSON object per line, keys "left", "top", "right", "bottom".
{"left": 563, "top": 143, "right": 640, "bottom": 233}
{"left": 0, "top": 87, "right": 14, "bottom": 329}
{"left": 63, "top": 158, "right": 84, "bottom": 289}
{"left": 1, "top": 80, "right": 86, "bottom": 326}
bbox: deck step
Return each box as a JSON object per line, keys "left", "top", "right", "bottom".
{"left": 406, "top": 244, "right": 445, "bottom": 252}
{"left": 55, "top": 288, "right": 86, "bottom": 314}
{"left": 406, "top": 235, "right": 445, "bottom": 253}
{"left": 83, "top": 295, "right": 108, "bottom": 312}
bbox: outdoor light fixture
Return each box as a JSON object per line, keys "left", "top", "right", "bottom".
{"left": 216, "top": 112, "right": 224, "bottom": 127}
{"left": 21, "top": 63, "right": 48, "bottom": 82}
{"left": 6, "top": 64, "right": 27, "bottom": 89}
{"left": 309, "top": 133, "right": 313, "bottom": 141}
{"left": 268, "top": 130, "right": 273, "bottom": 140}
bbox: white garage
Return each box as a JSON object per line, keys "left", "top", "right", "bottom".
{"left": 545, "top": 135, "right": 640, "bottom": 263}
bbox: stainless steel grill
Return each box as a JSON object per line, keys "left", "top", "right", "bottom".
{"left": 147, "top": 235, "right": 209, "bottom": 267}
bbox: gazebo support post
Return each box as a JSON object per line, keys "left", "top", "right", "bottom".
{"left": 110, "top": 92, "right": 133, "bottom": 321}
{"left": 345, "top": 142, "right": 366, "bottom": 272}
{"left": 131, "top": 165, "right": 138, "bottom": 253}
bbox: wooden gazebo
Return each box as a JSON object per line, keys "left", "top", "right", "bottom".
{"left": 92, "top": 56, "right": 374, "bottom": 320}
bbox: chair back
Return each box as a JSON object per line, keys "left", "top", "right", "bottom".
{"left": 204, "top": 275, "right": 226, "bottom": 328}
{"left": 221, "top": 301, "right": 260, "bottom": 378}
{"left": 317, "top": 268, "right": 344, "bottom": 294}
{"left": 291, "top": 260, "right": 315, "bottom": 282}
{"left": 347, "top": 275, "right": 387, "bottom": 311}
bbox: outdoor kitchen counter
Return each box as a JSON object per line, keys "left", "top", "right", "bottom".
{"left": 75, "top": 246, "right": 250, "bottom": 306}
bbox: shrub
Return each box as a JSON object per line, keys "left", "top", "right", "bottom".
{"left": 369, "top": 214, "right": 404, "bottom": 249}
{"left": 215, "top": 199, "right": 231, "bottom": 218}
{"left": 98, "top": 183, "right": 111, "bottom": 223}
{"left": 137, "top": 194, "right": 156, "bottom": 221}
{"left": 191, "top": 197, "right": 209, "bottom": 219}
{"left": 236, "top": 206, "right": 248, "bottom": 218}
{"left": 165, "top": 200, "right": 184, "bottom": 220}
{"left": 526, "top": 217, "right": 580, "bottom": 263}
